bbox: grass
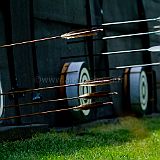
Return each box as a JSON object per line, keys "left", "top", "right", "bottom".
{"left": 1, "top": 116, "right": 160, "bottom": 160}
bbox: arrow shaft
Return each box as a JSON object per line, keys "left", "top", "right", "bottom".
{"left": 103, "top": 30, "right": 160, "bottom": 40}
{"left": 0, "top": 78, "right": 120, "bottom": 96}
{"left": 62, "top": 45, "right": 160, "bottom": 59}
{"left": 102, "top": 17, "right": 159, "bottom": 26}
{"left": 67, "top": 30, "right": 160, "bottom": 45}
{"left": 101, "top": 48, "right": 147, "bottom": 55}
{"left": 4, "top": 96, "right": 79, "bottom": 109}
{"left": 116, "top": 62, "right": 160, "bottom": 69}
{"left": 4, "top": 91, "right": 117, "bottom": 109}
{"left": 0, "top": 36, "right": 61, "bottom": 48}
{"left": 0, "top": 28, "right": 102, "bottom": 48}
{"left": 0, "top": 102, "right": 112, "bottom": 121}
{"left": 61, "top": 48, "right": 149, "bottom": 59}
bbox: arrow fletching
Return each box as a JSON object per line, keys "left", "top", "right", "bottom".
{"left": 61, "top": 28, "right": 103, "bottom": 39}
{"left": 81, "top": 78, "right": 122, "bottom": 86}
{"left": 156, "top": 17, "right": 160, "bottom": 22}
{"left": 73, "top": 102, "right": 113, "bottom": 110}
{"left": 79, "top": 91, "right": 118, "bottom": 99}
{"left": 148, "top": 45, "right": 160, "bottom": 52}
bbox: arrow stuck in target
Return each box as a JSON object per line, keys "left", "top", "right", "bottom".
{"left": 80, "top": 78, "right": 122, "bottom": 86}
{"left": 0, "top": 28, "right": 103, "bottom": 48}
{"left": 0, "top": 101, "right": 113, "bottom": 121}
{"left": 4, "top": 91, "right": 117, "bottom": 109}
{"left": 0, "top": 77, "right": 121, "bottom": 96}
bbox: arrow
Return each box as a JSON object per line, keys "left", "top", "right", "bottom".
{"left": 101, "top": 17, "right": 160, "bottom": 26}
{"left": 102, "top": 30, "right": 160, "bottom": 40}
{"left": 0, "top": 28, "right": 103, "bottom": 48}
{"left": 81, "top": 78, "right": 121, "bottom": 86}
{"left": 115, "top": 62, "right": 160, "bottom": 69}
{"left": 0, "top": 102, "right": 113, "bottom": 121}
{"left": 4, "top": 91, "right": 118, "bottom": 109}
{"left": 67, "top": 30, "right": 160, "bottom": 45}
{"left": 61, "top": 28, "right": 103, "bottom": 39}
{"left": 0, "top": 77, "right": 120, "bottom": 96}
{"left": 101, "top": 45, "right": 160, "bottom": 55}
{"left": 61, "top": 45, "right": 160, "bottom": 59}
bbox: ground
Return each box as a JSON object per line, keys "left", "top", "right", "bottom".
{"left": 0, "top": 116, "right": 160, "bottom": 160}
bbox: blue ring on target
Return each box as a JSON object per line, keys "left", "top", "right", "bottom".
{"left": 66, "top": 62, "right": 92, "bottom": 117}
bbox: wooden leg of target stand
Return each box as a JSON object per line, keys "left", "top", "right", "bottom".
{"left": 122, "top": 68, "right": 132, "bottom": 116}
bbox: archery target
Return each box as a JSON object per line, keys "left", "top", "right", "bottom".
{"left": 130, "top": 67, "right": 148, "bottom": 115}
{"left": 60, "top": 61, "right": 94, "bottom": 121}
{"left": 0, "top": 79, "right": 4, "bottom": 117}
{"left": 65, "top": 62, "right": 92, "bottom": 116}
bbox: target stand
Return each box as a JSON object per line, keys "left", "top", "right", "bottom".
{"left": 59, "top": 62, "right": 96, "bottom": 123}
{"left": 123, "top": 67, "right": 149, "bottom": 116}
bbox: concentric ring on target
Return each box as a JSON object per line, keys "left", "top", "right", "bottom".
{"left": 79, "top": 67, "right": 92, "bottom": 116}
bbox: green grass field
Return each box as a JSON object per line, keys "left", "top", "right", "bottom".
{"left": 1, "top": 116, "right": 160, "bottom": 160}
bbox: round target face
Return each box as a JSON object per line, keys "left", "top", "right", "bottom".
{"left": 140, "top": 71, "right": 148, "bottom": 111}
{"left": 0, "top": 80, "right": 3, "bottom": 117}
{"left": 79, "top": 67, "right": 92, "bottom": 116}
{"left": 61, "top": 62, "right": 93, "bottom": 121}
{"left": 130, "top": 67, "right": 149, "bottom": 115}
